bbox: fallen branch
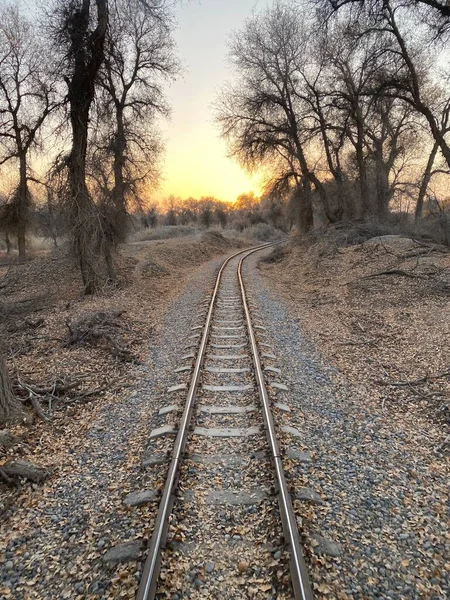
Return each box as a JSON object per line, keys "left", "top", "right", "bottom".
{"left": 28, "top": 395, "right": 50, "bottom": 421}
{"left": 23, "top": 379, "right": 85, "bottom": 396}
{"left": 64, "top": 382, "right": 133, "bottom": 404}
{"left": 363, "top": 269, "right": 424, "bottom": 280}
{"left": 65, "top": 310, "right": 132, "bottom": 361}
{"left": 2, "top": 459, "right": 49, "bottom": 483}
{"left": 15, "top": 374, "right": 51, "bottom": 422}
{"left": 376, "top": 369, "right": 450, "bottom": 387}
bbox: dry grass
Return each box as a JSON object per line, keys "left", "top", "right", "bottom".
{"left": 260, "top": 230, "right": 450, "bottom": 434}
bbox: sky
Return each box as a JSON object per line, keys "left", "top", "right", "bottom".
{"left": 157, "top": 0, "right": 270, "bottom": 203}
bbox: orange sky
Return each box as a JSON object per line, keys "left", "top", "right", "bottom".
{"left": 155, "top": 0, "right": 268, "bottom": 203}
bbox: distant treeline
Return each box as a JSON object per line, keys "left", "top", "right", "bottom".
{"left": 141, "top": 194, "right": 290, "bottom": 232}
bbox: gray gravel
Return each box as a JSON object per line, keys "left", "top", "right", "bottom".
{"left": 243, "top": 249, "right": 449, "bottom": 600}
{"left": 0, "top": 254, "right": 224, "bottom": 600}
{"left": 157, "top": 253, "right": 290, "bottom": 599}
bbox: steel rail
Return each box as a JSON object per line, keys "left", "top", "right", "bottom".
{"left": 238, "top": 247, "right": 314, "bottom": 600}
{"left": 136, "top": 242, "right": 274, "bottom": 600}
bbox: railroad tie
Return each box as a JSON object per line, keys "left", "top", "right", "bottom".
{"left": 264, "top": 366, "right": 281, "bottom": 374}
{"left": 193, "top": 426, "right": 260, "bottom": 437}
{"left": 204, "top": 366, "right": 250, "bottom": 373}
{"left": 202, "top": 384, "right": 253, "bottom": 392}
{"left": 207, "top": 354, "right": 249, "bottom": 360}
{"left": 198, "top": 404, "right": 257, "bottom": 414}
{"left": 270, "top": 382, "right": 288, "bottom": 391}
{"left": 174, "top": 365, "right": 192, "bottom": 373}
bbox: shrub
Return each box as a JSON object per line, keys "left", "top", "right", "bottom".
{"left": 260, "top": 244, "right": 286, "bottom": 263}
{"left": 130, "top": 225, "right": 199, "bottom": 242}
{"left": 242, "top": 223, "right": 286, "bottom": 242}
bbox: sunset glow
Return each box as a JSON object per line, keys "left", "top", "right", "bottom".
{"left": 159, "top": 129, "right": 262, "bottom": 202}
{"left": 154, "top": 0, "right": 269, "bottom": 203}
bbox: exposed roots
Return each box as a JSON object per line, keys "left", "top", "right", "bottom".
{"left": 64, "top": 309, "right": 133, "bottom": 361}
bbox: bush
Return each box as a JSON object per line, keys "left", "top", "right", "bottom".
{"left": 242, "top": 223, "right": 286, "bottom": 242}
{"left": 260, "top": 244, "right": 287, "bottom": 263}
{"left": 337, "top": 218, "right": 404, "bottom": 246}
{"left": 130, "top": 225, "right": 199, "bottom": 242}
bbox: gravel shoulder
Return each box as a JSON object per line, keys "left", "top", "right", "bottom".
{"left": 0, "top": 248, "right": 230, "bottom": 600}
{"left": 244, "top": 246, "right": 449, "bottom": 600}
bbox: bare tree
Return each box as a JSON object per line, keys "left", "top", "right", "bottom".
{"left": 321, "top": 0, "right": 450, "bottom": 171}
{"left": 100, "top": 0, "right": 176, "bottom": 216}
{"left": 415, "top": 140, "right": 440, "bottom": 224}
{"left": 53, "top": 0, "right": 108, "bottom": 294}
{"left": 364, "top": 97, "right": 419, "bottom": 218}
{"left": 216, "top": 4, "right": 327, "bottom": 233}
{"left": 378, "top": 1, "right": 450, "bottom": 170}
{"left": 0, "top": 2, "right": 58, "bottom": 259}
{"left": 324, "top": 22, "right": 394, "bottom": 217}
{"left": 90, "top": 0, "right": 177, "bottom": 278}
{"left": 322, "top": 0, "right": 450, "bottom": 32}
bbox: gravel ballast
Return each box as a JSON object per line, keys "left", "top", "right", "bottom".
{"left": 244, "top": 249, "right": 449, "bottom": 600}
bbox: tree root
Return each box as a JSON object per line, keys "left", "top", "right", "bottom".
{"left": 13, "top": 373, "right": 117, "bottom": 420}
{"left": 64, "top": 310, "right": 133, "bottom": 361}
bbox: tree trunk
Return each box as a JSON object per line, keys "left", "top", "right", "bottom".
{"left": 68, "top": 107, "right": 100, "bottom": 295}
{"left": 292, "top": 180, "right": 314, "bottom": 234}
{"left": 5, "top": 232, "right": 11, "bottom": 254}
{"left": 104, "top": 241, "right": 116, "bottom": 282}
{"left": 316, "top": 100, "right": 344, "bottom": 220}
{"left": 0, "top": 350, "right": 19, "bottom": 424}
{"left": 356, "top": 123, "right": 370, "bottom": 217}
{"left": 374, "top": 143, "right": 391, "bottom": 219}
{"left": 309, "top": 171, "right": 341, "bottom": 223}
{"left": 17, "top": 152, "right": 28, "bottom": 260}
{"left": 112, "top": 104, "right": 128, "bottom": 224}
{"left": 66, "top": 0, "right": 108, "bottom": 295}
{"left": 102, "top": 103, "right": 129, "bottom": 282}
{"left": 342, "top": 177, "right": 356, "bottom": 220}
{"left": 46, "top": 190, "right": 58, "bottom": 248}
{"left": 415, "top": 141, "right": 439, "bottom": 226}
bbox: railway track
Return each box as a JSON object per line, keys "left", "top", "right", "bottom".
{"left": 136, "top": 244, "right": 314, "bottom": 600}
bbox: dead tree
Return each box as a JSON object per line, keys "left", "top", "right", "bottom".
{"left": 216, "top": 4, "right": 321, "bottom": 233}
{"left": 0, "top": 2, "right": 58, "bottom": 259}
{"left": 415, "top": 140, "right": 440, "bottom": 224}
{"left": 94, "top": 0, "right": 176, "bottom": 279}
{"left": 322, "top": 0, "right": 450, "bottom": 31}
{"left": 56, "top": 0, "right": 108, "bottom": 294}
{"left": 322, "top": 0, "right": 450, "bottom": 173}
{"left": 380, "top": 1, "right": 450, "bottom": 171}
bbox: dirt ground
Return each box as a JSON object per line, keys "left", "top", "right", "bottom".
{"left": 0, "top": 231, "right": 241, "bottom": 511}
{"left": 260, "top": 231, "right": 450, "bottom": 442}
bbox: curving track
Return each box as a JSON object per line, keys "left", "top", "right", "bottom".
{"left": 136, "top": 244, "right": 313, "bottom": 600}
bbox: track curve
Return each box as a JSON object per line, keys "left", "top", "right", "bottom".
{"left": 136, "top": 243, "right": 313, "bottom": 600}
